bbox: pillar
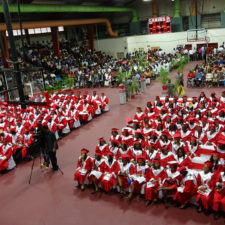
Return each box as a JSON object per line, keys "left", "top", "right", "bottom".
{"left": 25, "top": 29, "right": 30, "bottom": 45}
{"left": 152, "top": 0, "right": 159, "bottom": 18}
{"left": 189, "top": 0, "right": 201, "bottom": 29}
{"left": 172, "top": 0, "right": 183, "bottom": 32}
{"left": 51, "top": 27, "right": 60, "bottom": 57}
{"left": 0, "top": 31, "right": 10, "bottom": 67}
{"left": 87, "top": 24, "right": 94, "bottom": 50}
{"left": 221, "top": 12, "right": 225, "bottom": 27}
{"left": 191, "top": 0, "right": 197, "bottom": 16}
{"left": 174, "top": 0, "right": 181, "bottom": 18}
{"left": 129, "top": 22, "right": 141, "bottom": 35}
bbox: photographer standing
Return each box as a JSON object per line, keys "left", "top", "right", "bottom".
{"left": 42, "top": 125, "right": 59, "bottom": 171}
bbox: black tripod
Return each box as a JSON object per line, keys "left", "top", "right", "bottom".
{"left": 28, "top": 153, "right": 63, "bottom": 184}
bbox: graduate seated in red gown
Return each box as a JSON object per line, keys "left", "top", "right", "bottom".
{"left": 212, "top": 167, "right": 225, "bottom": 219}
{"left": 145, "top": 159, "right": 167, "bottom": 205}
{"left": 196, "top": 161, "right": 215, "bottom": 213}
{"left": 74, "top": 92, "right": 225, "bottom": 217}
{"left": 100, "top": 152, "right": 120, "bottom": 192}
{"left": 89, "top": 153, "right": 105, "bottom": 193}
{"left": 74, "top": 148, "right": 93, "bottom": 191}
{"left": 117, "top": 154, "right": 135, "bottom": 195}
{"left": 128, "top": 155, "right": 147, "bottom": 200}
{"left": 173, "top": 167, "right": 197, "bottom": 209}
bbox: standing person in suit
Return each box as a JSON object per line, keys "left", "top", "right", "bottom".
{"left": 42, "top": 125, "right": 59, "bottom": 171}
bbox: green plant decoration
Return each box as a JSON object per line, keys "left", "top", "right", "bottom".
{"left": 158, "top": 68, "right": 169, "bottom": 85}
{"left": 130, "top": 81, "right": 139, "bottom": 94}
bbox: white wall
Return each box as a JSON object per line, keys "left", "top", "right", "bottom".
{"left": 94, "top": 36, "right": 128, "bottom": 58}
{"left": 94, "top": 28, "right": 225, "bottom": 58}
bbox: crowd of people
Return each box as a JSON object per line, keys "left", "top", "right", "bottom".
{"left": 187, "top": 48, "right": 225, "bottom": 87}
{"left": 74, "top": 91, "right": 225, "bottom": 219}
{"left": 17, "top": 40, "right": 185, "bottom": 89}
{"left": 0, "top": 90, "right": 109, "bottom": 172}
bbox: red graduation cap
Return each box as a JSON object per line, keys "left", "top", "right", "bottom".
{"left": 125, "top": 117, "right": 132, "bottom": 123}
{"left": 121, "top": 154, "right": 131, "bottom": 160}
{"left": 152, "top": 159, "right": 160, "bottom": 163}
{"left": 204, "top": 161, "right": 213, "bottom": 167}
{"left": 10, "top": 127, "right": 16, "bottom": 132}
{"left": 137, "top": 155, "right": 145, "bottom": 161}
{"left": 112, "top": 128, "right": 119, "bottom": 132}
{"left": 173, "top": 132, "right": 181, "bottom": 138}
{"left": 81, "top": 148, "right": 89, "bottom": 153}
{"left": 99, "top": 137, "right": 105, "bottom": 142}
{"left": 107, "top": 152, "right": 114, "bottom": 156}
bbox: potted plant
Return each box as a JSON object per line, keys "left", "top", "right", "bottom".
{"left": 63, "top": 77, "right": 74, "bottom": 90}
{"left": 130, "top": 81, "right": 139, "bottom": 99}
{"left": 158, "top": 68, "right": 169, "bottom": 94}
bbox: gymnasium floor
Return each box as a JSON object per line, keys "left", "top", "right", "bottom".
{"left": 0, "top": 62, "right": 224, "bottom": 225}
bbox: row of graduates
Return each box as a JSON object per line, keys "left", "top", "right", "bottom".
{"left": 74, "top": 148, "right": 225, "bottom": 216}
{"left": 0, "top": 90, "right": 109, "bottom": 171}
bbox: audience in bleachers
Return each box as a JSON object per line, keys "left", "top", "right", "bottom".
{"left": 17, "top": 40, "right": 184, "bottom": 88}
{"left": 187, "top": 51, "right": 225, "bottom": 87}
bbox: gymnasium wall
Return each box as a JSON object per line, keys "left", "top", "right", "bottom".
{"left": 94, "top": 28, "right": 225, "bottom": 58}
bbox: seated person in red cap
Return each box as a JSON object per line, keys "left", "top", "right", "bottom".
{"left": 121, "top": 129, "right": 134, "bottom": 147}
{"left": 158, "top": 132, "right": 171, "bottom": 150}
{"left": 67, "top": 106, "right": 81, "bottom": 129}
{"left": 57, "top": 112, "right": 70, "bottom": 135}
{"left": 173, "top": 168, "right": 197, "bottom": 209}
{"left": 193, "top": 126, "right": 207, "bottom": 144}
{"left": 109, "top": 141, "right": 120, "bottom": 157}
{"left": 130, "top": 142, "right": 147, "bottom": 161}
{"left": 171, "top": 133, "right": 186, "bottom": 154}
{"left": 217, "top": 139, "right": 225, "bottom": 160}
{"left": 21, "top": 129, "right": 35, "bottom": 159}
{"left": 109, "top": 128, "right": 121, "bottom": 145}
{"left": 205, "top": 124, "right": 219, "bottom": 144}
{"left": 100, "top": 93, "right": 109, "bottom": 112}
{"left": 89, "top": 153, "right": 105, "bottom": 193}
{"left": 117, "top": 154, "right": 136, "bottom": 195}
{"left": 144, "top": 101, "right": 153, "bottom": 114}
{"left": 95, "top": 138, "right": 110, "bottom": 156}
{"left": 160, "top": 161, "right": 181, "bottom": 207}
{"left": 212, "top": 166, "right": 225, "bottom": 218}
{"left": 116, "top": 143, "right": 131, "bottom": 160}
{"left": 134, "top": 107, "right": 145, "bottom": 122}
{"left": 155, "top": 147, "right": 176, "bottom": 167}
{"left": 133, "top": 130, "right": 146, "bottom": 148}
{"left": 145, "top": 159, "right": 167, "bottom": 205}
{"left": 216, "top": 109, "right": 225, "bottom": 125}
{"left": 91, "top": 91, "right": 102, "bottom": 115}
{"left": 74, "top": 148, "right": 93, "bottom": 191}
{"left": 100, "top": 152, "right": 120, "bottom": 192}
{"left": 128, "top": 155, "right": 147, "bottom": 199}
{"left": 210, "top": 153, "right": 225, "bottom": 174}
{"left": 174, "top": 147, "right": 192, "bottom": 168}
{"left": 0, "top": 141, "right": 16, "bottom": 171}
{"left": 196, "top": 161, "right": 215, "bottom": 213}
{"left": 180, "top": 124, "right": 193, "bottom": 142}
{"left": 79, "top": 100, "right": 93, "bottom": 122}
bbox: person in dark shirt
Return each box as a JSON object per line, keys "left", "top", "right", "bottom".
{"left": 42, "top": 125, "right": 59, "bottom": 171}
